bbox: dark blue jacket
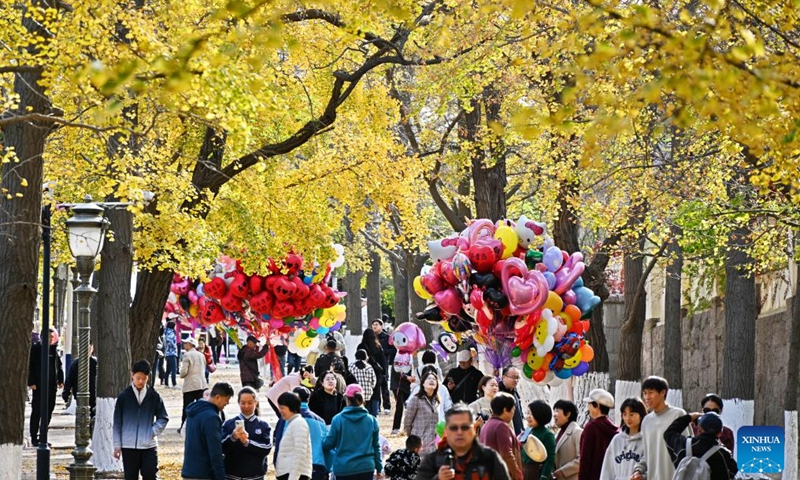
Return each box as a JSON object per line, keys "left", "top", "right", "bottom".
{"left": 113, "top": 386, "right": 169, "bottom": 450}
{"left": 222, "top": 414, "right": 273, "bottom": 478}
{"left": 181, "top": 400, "right": 225, "bottom": 480}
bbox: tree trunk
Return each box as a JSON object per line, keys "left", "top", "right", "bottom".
{"left": 720, "top": 224, "right": 756, "bottom": 400}
{"left": 344, "top": 269, "right": 364, "bottom": 334}
{"left": 586, "top": 303, "right": 610, "bottom": 372}
{"left": 551, "top": 135, "right": 580, "bottom": 256}
{"left": 0, "top": 56, "right": 51, "bottom": 473}
{"left": 406, "top": 252, "right": 431, "bottom": 336}
{"left": 367, "top": 250, "right": 382, "bottom": 323}
{"left": 618, "top": 246, "right": 646, "bottom": 381}
{"left": 663, "top": 227, "right": 683, "bottom": 390}
{"left": 129, "top": 268, "right": 173, "bottom": 364}
{"left": 787, "top": 258, "right": 800, "bottom": 479}
{"left": 92, "top": 207, "right": 133, "bottom": 472}
{"left": 390, "top": 258, "right": 409, "bottom": 325}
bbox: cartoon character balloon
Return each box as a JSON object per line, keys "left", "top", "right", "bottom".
{"left": 389, "top": 322, "right": 427, "bottom": 374}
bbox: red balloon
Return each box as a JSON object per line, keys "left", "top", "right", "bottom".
{"left": 229, "top": 272, "right": 249, "bottom": 299}
{"left": 250, "top": 291, "right": 275, "bottom": 314}
{"left": 272, "top": 300, "right": 295, "bottom": 318}
{"left": 308, "top": 284, "right": 326, "bottom": 307}
{"left": 203, "top": 277, "right": 227, "bottom": 299}
{"left": 220, "top": 292, "right": 243, "bottom": 312}
{"left": 284, "top": 253, "right": 303, "bottom": 275}
{"left": 268, "top": 258, "right": 281, "bottom": 274}
{"left": 420, "top": 273, "right": 445, "bottom": 295}
{"left": 533, "top": 369, "right": 546, "bottom": 382}
{"left": 273, "top": 276, "right": 297, "bottom": 301}
{"left": 201, "top": 302, "right": 225, "bottom": 324}
{"left": 265, "top": 274, "right": 280, "bottom": 293}
{"left": 439, "top": 261, "right": 458, "bottom": 286}
{"left": 468, "top": 244, "right": 495, "bottom": 274}
{"left": 291, "top": 276, "right": 310, "bottom": 299}
{"left": 249, "top": 275, "right": 264, "bottom": 295}
{"left": 320, "top": 285, "right": 339, "bottom": 309}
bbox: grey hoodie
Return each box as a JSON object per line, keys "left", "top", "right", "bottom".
{"left": 600, "top": 431, "right": 646, "bottom": 480}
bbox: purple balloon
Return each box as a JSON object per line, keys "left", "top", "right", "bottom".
{"left": 329, "top": 321, "right": 342, "bottom": 332}
{"left": 572, "top": 361, "right": 590, "bottom": 376}
{"left": 543, "top": 271, "right": 557, "bottom": 290}
{"left": 543, "top": 247, "right": 563, "bottom": 272}
{"left": 562, "top": 290, "right": 577, "bottom": 306}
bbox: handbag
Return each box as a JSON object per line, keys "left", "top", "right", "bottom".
{"left": 207, "top": 363, "right": 217, "bottom": 373}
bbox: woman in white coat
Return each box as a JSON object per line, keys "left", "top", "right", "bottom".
{"left": 552, "top": 400, "right": 582, "bottom": 480}
{"left": 275, "top": 392, "right": 313, "bottom": 480}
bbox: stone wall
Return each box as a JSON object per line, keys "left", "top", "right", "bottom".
{"left": 626, "top": 295, "right": 794, "bottom": 426}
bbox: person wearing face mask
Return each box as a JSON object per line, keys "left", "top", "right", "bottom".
{"left": 404, "top": 372, "right": 442, "bottom": 454}
{"left": 308, "top": 371, "right": 345, "bottom": 425}
{"left": 222, "top": 387, "right": 273, "bottom": 480}
{"left": 28, "top": 327, "right": 63, "bottom": 447}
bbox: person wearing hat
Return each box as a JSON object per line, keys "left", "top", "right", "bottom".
{"left": 663, "top": 411, "right": 737, "bottom": 479}
{"left": 178, "top": 336, "right": 208, "bottom": 434}
{"left": 323, "top": 383, "right": 384, "bottom": 479}
{"left": 578, "top": 388, "right": 618, "bottom": 480}
{"left": 238, "top": 334, "right": 270, "bottom": 391}
{"left": 445, "top": 350, "right": 484, "bottom": 405}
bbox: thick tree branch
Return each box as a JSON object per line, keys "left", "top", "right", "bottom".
{"left": 0, "top": 112, "right": 123, "bottom": 132}
{"left": 621, "top": 238, "right": 670, "bottom": 331}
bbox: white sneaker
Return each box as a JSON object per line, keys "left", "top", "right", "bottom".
{"left": 383, "top": 409, "right": 391, "bottom": 415}
{"left": 391, "top": 429, "right": 400, "bottom": 435}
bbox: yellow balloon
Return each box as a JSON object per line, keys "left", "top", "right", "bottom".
{"left": 494, "top": 226, "right": 519, "bottom": 259}
{"left": 527, "top": 348, "right": 545, "bottom": 370}
{"left": 441, "top": 321, "right": 453, "bottom": 333}
{"left": 296, "top": 331, "right": 313, "bottom": 349}
{"left": 563, "top": 350, "right": 583, "bottom": 368}
{"left": 544, "top": 291, "right": 563, "bottom": 314}
{"left": 534, "top": 320, "right": 549, "bottom": 345}
{"left": 319, "top": 315, "right": 337, "bottom": 328}
{"left": 189, "top": 304, "right": 199, "bottom": 317}
{"left": 413, "top": 276, "right": 433, "bottom": 300}
{"left": 559, "top": 312, "right": 573, "bottom": 329}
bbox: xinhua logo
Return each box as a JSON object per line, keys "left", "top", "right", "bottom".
{"left": 737, "top": 426, "right": 784, "bottom": 474}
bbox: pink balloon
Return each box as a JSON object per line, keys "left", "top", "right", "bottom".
{"left": 501, "top": 257, "right": 549, "bottom": 316}
{"left": 439, "top": 261, "right": 458, "bottom": 286}
{"left": 468, "top": 219, "right": 496, "bottom": 246}
{"left": 188, "top": 291, "right": 199, "bottom": 304}
{"left": 554, "top": 262, "right": 585, "bottom": 295}
{"left": 562, "top": 290, "right": 577, "bottom": 306}
{"left": 269, "top": 319, "right": 284, "bottom": 329}
{"left": 434, "top": 288, "right": 463, "bottom": 316}
{"left": 420, "top": 273, "right": 445, "bottom": 295}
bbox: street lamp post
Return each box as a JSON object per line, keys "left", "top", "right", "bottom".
{"left": 65, "top": 196, "right": 108, "bottom": 480}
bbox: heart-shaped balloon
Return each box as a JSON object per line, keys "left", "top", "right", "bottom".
{"left": 220, "top": 292, "right": 243, "bottom": 312}
{"left": 229, "top": 273, "right": 249, "bottom": 299}
{"left": 439, "top": 261, "right": 458, "bottom": 286}
{"left": 420, "top": 273, "right": 445, "bottom": 296}
{"left": 201, "top": 301, "right": 225, "bottom": 324}
{"left": 468, "top": 219, "right": 496, "bottom": 245}
{"left": 273, "top": 276, "right": 297, "bottom": 301}
{"left": 250, "top": 291, "right": 275, "bottom": 314}
{"left": 291, "top": 276, "right": 310, "bottom": 300}
{"left": 501, "top": 257, "right": 549, "bottom": 316}
{"left": 554, "top": 262, "right": 585, "bottom": 295}
{"left": 467, "top": 243, "right": 495, "bottom": 274}
{"left": 434, "top": 288, "right": 463, "bottom": 316}
{"left": 272, "top": 300, "right": 295, "bottom": 318}
{"left": 249, "top": 275, "right": 264, "bottom": 295}
{"left": 203, "top": 277, "right": 227, "bottom": 299}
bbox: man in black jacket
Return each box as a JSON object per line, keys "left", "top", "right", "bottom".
{"left": 372, "top": 318, "right": 396, "bottom": 414}
{"left": 664, "top": 411, "right": 738, "bottom": 480}
{"left": 28, "top": 327, "right": 63, "bottom": 446}
{"left": 62, "top": 343, "right": 97, "bottom": 424}
{"left": 417, "top": 404, "right": 509, "bottom": 480}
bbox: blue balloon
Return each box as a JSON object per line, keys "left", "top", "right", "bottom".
{"left": 303, "top": 276, "right": 313, "bottom": 285}
{"left": 543, "top": 246, "right": 563, "bottom": 272}
{"left": 196, "top": 283, "right": 204, "bottom": 297}
{"left": 261, "top": 314, "right": 271, "bottom": 320}
{"left": 573, "top": 277, "right": 584, "bottom": 288}
{"left": 317, "top": 326, "right": 330, "bottom": 335}
{"left": 572, "top": 361, "right": 590, "bottom": 376}
{"left": 575, "top": 286, "right": 601, "bottom": 313}
{"left": 543, "top": 272, "right": 557, "bottom": 290}
{"left": 555, "top": 367, "right": 573, "bottom": 379}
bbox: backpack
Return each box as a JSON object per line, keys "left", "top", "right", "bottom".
{"left": 672, "top": 437, "right": 722, "bottom": 480}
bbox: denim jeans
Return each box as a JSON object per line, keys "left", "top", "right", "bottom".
{"left": 165, "top": 356, "right": 177, "bottom": 386}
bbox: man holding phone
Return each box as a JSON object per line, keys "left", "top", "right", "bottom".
{"left": 417, "top": 403, "right": 510, "bottom": 480}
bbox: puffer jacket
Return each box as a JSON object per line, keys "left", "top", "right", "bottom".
{"left": 113, "top": 386, "right": 169, "bottom": 450}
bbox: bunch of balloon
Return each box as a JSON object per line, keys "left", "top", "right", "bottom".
{"left": 413, "top": 216, "right": 601, "bottom": 386}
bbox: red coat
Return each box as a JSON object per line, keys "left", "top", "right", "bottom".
{"left": 579, "top": 416, "right": 618, "bottom": 480}
{"left": 480, "top": 416, "right": 523, "bottom": 480}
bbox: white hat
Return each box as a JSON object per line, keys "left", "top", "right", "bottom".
{"left": 584, "top": 388, "right": 614, "bottom": 408}
{"left": 523, "top": 434, "right": 547, "bottom": 462}
{"left": 456, "top": 350, "right": 472, "bottom": 362}
{"left": 184, "top": 337, "right": 198, "bottom": 348}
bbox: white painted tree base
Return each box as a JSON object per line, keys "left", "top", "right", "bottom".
{"left": 0, "top": 444, "right": 22, "bottom": 480}
{"left": 785, "top": 410, "right": 797, "bottom": 480}
{"left": 614, "top": 380, "right": 643, "bottom": 425}
{"left": 721, "top": 398, "right": 754, "bottom": 462}
{"left": 63, "top": 398, "right": 76, "bottom": 415}
{"left": 92, "top": 397, "right": 123, "bottom": 473}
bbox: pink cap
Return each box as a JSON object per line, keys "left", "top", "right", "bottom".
{"left": 345, "top": 384, "right": 364, "bottom": 397}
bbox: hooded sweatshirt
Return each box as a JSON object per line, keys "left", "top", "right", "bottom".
{"left": 579, "top": 416, "right": 619, "bottom": 480}
{"left": 600, "top": 431, "right": 646, "bottom": 480}
{"left": 323, "top": 405, "right": 382, "bottom": 476}
{"left": 181, "top": 400, "right": 225, "bottom": 480}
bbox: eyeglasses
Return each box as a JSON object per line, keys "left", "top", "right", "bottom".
{"left": 703, "top": 407, "right": 721, "bottom": 414}
{"left": 504, "top": 375, "right": 520, "bottom": 380}
{"left": 447, "top": 424, "right": 472, "bottom": 432}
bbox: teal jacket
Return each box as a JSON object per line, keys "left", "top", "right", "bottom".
{"left": 323, "top": 405, "right": 382, "bottom": 476}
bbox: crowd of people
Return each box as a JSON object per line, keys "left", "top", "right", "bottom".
{"left": 28, "top": 316, "right": 740, "bottom": 480}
